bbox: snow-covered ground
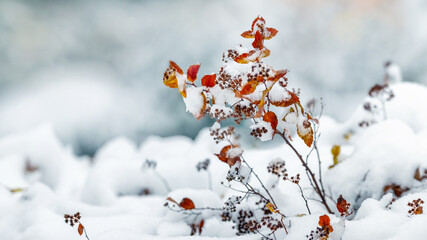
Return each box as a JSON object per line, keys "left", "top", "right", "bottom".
{"left": 1, "top": 82, "right": 427, "bottom": 239}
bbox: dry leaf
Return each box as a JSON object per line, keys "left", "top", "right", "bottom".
{"left": 78, "top": 223, "right": 84, "bottom": 236}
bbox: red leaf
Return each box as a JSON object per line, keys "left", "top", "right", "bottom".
{"left": 201, "top": 74, "right": 216, "bottom": 88}
{"left": 263, "top": 111, "right": 278, "bottom": 132}
{"left": 252, "top": 31, "right": 264, "bottom": 49}
{"left": 337, "top": 195, "right": 349, "bottom": 215}
{"left": 169, "top": 61, "right": 183, "bottom": 75}
{"left": 78, "top": 223, "right": 84, "bottom": 236}
{"left": 187, "top": 63, "right": 201, "bottom": 82}
{"left": 179, "top": 198, "right": 195, "bottom": 210}
{"left": 198, "top": 219, "right": 205, "bottom": 235}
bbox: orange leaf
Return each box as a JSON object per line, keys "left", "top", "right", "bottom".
{"left": 78, "top": 223, "right": 84, "bottom": 236}
{"left": 272, "top": 69, "right": 288, "bottom": 82}
{"left": 179, "top": 198, "right": 196, "bottom": 210}
{"left": 318, "top": 214, "right": 333, "bottom": 233}
{"left": 163, "top": 75, "right": 178, "bottom": 88}
{"left": 234, "top": 53, "right": 250, "bottom": 64}
{"left": 240, "top": 79, "right": 260, "bottom": 95}
{"left": 201, "top": 74, "right": 216, "bottom": 88}
{"left": 241, "top": 30, "right": 254, "bottom": 38}
{"left": 187, "top": 63, "right": 201, "bottom": 82}
{"left": 263, "top": 111, "right": 278, "bottom": 132}
{"left": 252, "top": 31, "right": 264, "bottom": 49}
{"left": 265, "top": 28, "right": 278, "bottom": 40}
{"left": 259, "top": 48, "right": 270, "bottom": 59}
{"left": 318, "top": 214, "right": 330, "bottom": 228}
{"left": 215, "top": 145, "right": 232, "bottom": 163}
{"left": 169, "top": 60, "right": 183, "bottom": 75}
{"left": 297, "top": 123, "right": 314, "bottom": 147}
{"left": 271, "top": 91, "right": 300, "bottom": 107}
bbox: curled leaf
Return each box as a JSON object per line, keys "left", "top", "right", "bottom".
{"left": 201, "top": 74, "right": 216, "bottom": 88}
{"left": 179, "top": 197, "right": 196, "bottom": 210}
{"left": 187, "top": 63, "right": 201, "bottom": 82}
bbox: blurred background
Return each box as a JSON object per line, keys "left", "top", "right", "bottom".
{"left": 0, "top": 0, "right": 426, "bottom": 155}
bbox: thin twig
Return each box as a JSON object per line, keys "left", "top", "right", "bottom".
{"left": 276, "top": 131, "right": 333, "bottom": 214}
{"left": 153, "top": 170, "right": 171, "bottom": 192}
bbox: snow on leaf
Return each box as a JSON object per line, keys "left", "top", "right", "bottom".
{"left": 78, "top": 223, "right": 84, "bottom": 236}
{"left": 215, "top": 145, "right": 232, "bottom": 163}
{"left": 187, "top": 63, "right": 201, "bottom": 82}
{"left": 234, "top": 53, "right": 250, "bottom": 64}
{"left": 183, "top": 87, "right": 206, "bottom": 120}
{"left": 179, "top": 198, "right": 196, "bottom": 210}
{"left": 201, "top": 74, "right": 216, "bottom": 88}
{"left": 271, "top": 90, "right": 299, "bottom": 107}
{"left": 297, "top": 121, "right": 313, "bottom": 147}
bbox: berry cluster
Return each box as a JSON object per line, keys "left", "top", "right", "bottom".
{"left": 64, "top": 212, "right": 81, "bottom": 227}
{"left": 408, "top": 198, "right": 424, "bottom": 215}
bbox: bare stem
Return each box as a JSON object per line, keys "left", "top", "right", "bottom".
{"left": 276, "top": 131, "right": 333, "bottom": 214}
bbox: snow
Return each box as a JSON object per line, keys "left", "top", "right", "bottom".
{"left": 1, "top": 82, "right": 427, "bottom": 239}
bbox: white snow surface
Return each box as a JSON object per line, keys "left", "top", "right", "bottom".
{"left": 1, "top": 82, "right": 427, "bottom": 239}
